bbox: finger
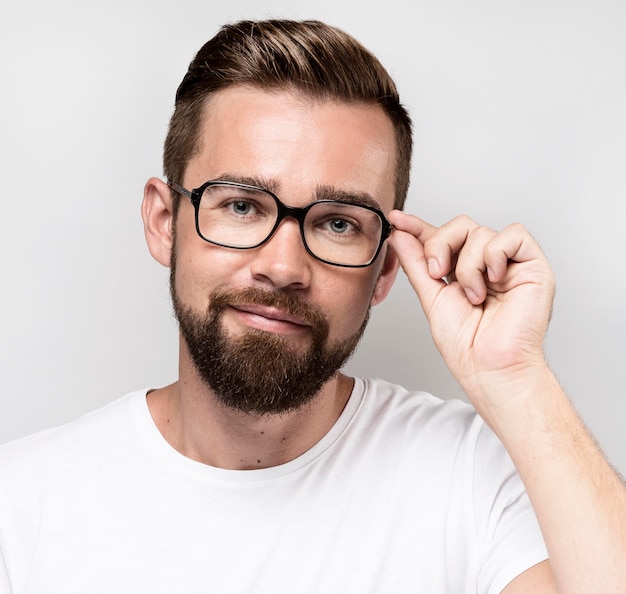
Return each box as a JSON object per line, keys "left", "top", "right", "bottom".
{"left": 483, "top": 223, "right": 547, "bottom": 283}
{"left": 387, "top": 227, "right": 447, "bottom": 316}
{"left": 421, "top": 215, "right": 480, "bottom": 280}
{"left": 387, "top": 210, "right": 438, "bottom": 245}
{"left": 453, "top": 225, "right": 498, "bottom": 304}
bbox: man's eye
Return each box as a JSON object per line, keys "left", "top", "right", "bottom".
{"left": 327, "top": 218, "right": 353, "bottom": 234}
{"left": 226, "top": 200, "right": 256, "bottom": 216}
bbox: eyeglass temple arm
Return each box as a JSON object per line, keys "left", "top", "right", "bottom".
{"left": 167, "top": 181, "right": 193, "bottom": 199}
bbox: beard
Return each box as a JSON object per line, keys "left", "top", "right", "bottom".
{"left": 171, "top": 270, "right": 369, "bottom": 416}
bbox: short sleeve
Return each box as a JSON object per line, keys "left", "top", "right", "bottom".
{"left": 472, "top": 422, "right": 549, "bottom": 594}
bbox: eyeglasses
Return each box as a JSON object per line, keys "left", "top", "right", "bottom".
{"left": 168, "top": 180, "right": 392, "bottom": 268}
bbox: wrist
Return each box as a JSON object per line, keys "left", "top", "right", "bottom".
{"left": 461, "top": 361, "right": 562, "bottom": 437}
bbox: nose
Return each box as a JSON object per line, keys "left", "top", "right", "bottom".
{"left": 249, "top": 218, "right": 312, "bottom": 290}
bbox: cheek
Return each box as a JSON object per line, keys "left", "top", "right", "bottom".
{"left": 321, "top": 274, "right": 379, "bottom": 338}
{"left": 171, "top": 238, "right": 237, "bottom": 308}
{"left": 171, "top": 254, "right": 205, "bottom": 310}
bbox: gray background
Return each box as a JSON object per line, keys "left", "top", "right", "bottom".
{"left": 1, "top": 0, "right": 624, "bottom": 474}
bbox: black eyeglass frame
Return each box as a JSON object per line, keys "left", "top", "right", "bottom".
{"left": 168, "top": 180, "right": 393, "bottom": 268}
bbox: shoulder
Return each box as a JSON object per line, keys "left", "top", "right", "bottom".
{"left": 343, "top": 377, "right": 495, "bottom": 472}
{"left": 0, "top": 390, "right": 146, "bottom": 478}
{"left": 357, "top": 377, "right": 480, "bottom": 438}
{"left": 352, "top": 377, "right": 516, "bottom": 477}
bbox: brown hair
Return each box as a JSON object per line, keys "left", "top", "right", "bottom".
{"left": 163, "top": 19, "right": 412, "bottom": 211}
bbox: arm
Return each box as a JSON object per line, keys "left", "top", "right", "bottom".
{"left": 387, "top": 211, "right": 626, "bottom": 593}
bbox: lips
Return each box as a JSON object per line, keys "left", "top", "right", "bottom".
{"left": 229, "top": 303, "right": 311, "bottom": 327}
{"left": 207, "top": 286, "right": 328, "bottom": 339}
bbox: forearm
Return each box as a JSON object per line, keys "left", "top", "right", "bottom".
{"left": 479, "top": 367, "right": 626, "bottom": 593}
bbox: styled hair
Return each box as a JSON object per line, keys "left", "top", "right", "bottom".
{"left": 163, "top": 19, "right": 412, "bottom": 210}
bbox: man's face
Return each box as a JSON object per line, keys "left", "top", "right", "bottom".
{"left": 170, "top": 85, "right": 398, "bottom": 413}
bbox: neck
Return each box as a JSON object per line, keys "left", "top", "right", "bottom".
{"left": 147, "top": 371, "right": 354, "bottom": 470}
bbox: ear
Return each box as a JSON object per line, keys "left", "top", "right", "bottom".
{"left": 142, "top": 177, "right": 174, "bottom": 268}
{"left": 371, "top": 244, "right": 400, "bottom": 306}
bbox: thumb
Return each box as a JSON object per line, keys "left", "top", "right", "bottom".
{"left": 388, "top": 228, "right": 447, "bottom": 319}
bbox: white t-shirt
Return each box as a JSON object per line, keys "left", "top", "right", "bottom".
{"left": 0, "top": 378, "right": 547, "bottom": 594}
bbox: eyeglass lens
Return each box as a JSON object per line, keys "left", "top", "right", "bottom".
{"left": 196, "top": 184, "right": 384, "bottom": 266}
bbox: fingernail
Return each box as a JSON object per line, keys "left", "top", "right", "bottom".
{"left": 465, "top": 288, "right": 479, "bottom": 303}
{"left": 428, "top": 258, "right": 439, "bottom": 277}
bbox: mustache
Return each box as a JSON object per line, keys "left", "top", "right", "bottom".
{"left": 208, "top": 286, "right": 328, "bottom": 329}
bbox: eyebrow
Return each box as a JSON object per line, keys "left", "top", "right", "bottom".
{"left": 213, "top": 173, "right": 281, "bottom": 194}
{"left": 314, "top": 185, "right": 382, "bottom": 210}
{"left": 212, "top": 174, "right": 383, "bottom": 210}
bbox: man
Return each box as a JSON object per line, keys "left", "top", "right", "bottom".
{"left": 0, "top": 18, "right": 624, "bottom": 594}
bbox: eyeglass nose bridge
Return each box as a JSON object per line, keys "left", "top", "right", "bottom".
{"left": 257, "top": 198, "right": 319, "bottom": 257}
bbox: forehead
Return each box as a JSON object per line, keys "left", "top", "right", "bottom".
{"left": 186, "top": 86, "right": 397, "bottom": 211}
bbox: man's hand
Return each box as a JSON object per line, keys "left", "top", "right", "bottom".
{"left": 389, "top": 210, "right": 626, "bottom": 593}
{"left": 387, "top": 210, "right": 556, "bottom": 413}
